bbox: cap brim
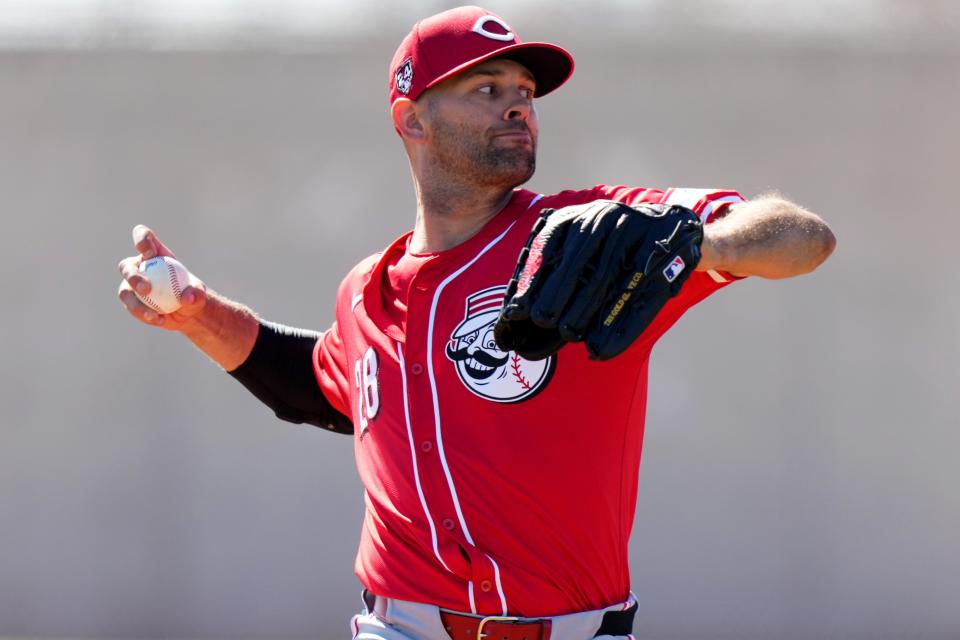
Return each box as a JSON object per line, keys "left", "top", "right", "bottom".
{"left": 424, "top": 42, "right": 574, "bottom": 98}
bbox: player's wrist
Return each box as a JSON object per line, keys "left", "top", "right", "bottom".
{"left": 696, "top": 228, "right": 730, "bottom": 272}
{"left": 177, "top": 291, "right": 260, "bottom": 370}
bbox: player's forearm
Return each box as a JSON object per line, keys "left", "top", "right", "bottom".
{"left": 178, "top": 290, "right": 260, "bottom": 371}
{"left": 697, "top": 196, "right": 835, "bottom": 279}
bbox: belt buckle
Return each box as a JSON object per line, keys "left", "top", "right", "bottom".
{"left": 477, "top": 615, "right": 520, "bottom": 639}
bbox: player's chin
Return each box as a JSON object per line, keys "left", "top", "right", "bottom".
{"left": 495, "top": 149, "right": 536, "bottom": 182}
{"left": 474, "top": 144, "right": 536, "bottom": 186}
{"left": 491, "top": 162, "right": 535, "bottom": 188}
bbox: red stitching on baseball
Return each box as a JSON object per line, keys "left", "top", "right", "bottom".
{"left": 510, "top": 353, "right": 531, "bottom": 390}
{"left": 166, "top": 261, "right": 182, "bottom": 299}
{"left": 142, "top": 296, "right": 162, "bottom": 312}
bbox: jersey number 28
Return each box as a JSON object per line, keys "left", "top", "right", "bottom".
{"left": 354, "top": 346, "right": 380, "bottom": 431}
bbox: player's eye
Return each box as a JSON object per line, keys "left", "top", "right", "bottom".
{"left": 478, "top": 85, "right": 494, "bottom": 95}
{"left": 520, "top": 87, "right": 534, "bottom": 99}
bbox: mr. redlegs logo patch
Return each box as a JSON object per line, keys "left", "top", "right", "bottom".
{"left": 446, "top": 286, "right": 555, "bottom": 403}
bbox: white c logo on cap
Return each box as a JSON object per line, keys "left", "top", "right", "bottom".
{"left": 471, "top": 16, "right": 515, "bottom": 42}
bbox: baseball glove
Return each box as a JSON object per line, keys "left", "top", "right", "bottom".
{"left": 494, "top": 200, "right": 703, "bottom": 361}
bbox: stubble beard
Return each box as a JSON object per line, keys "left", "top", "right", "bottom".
{"left": 429, "top": 114, "right": 537, "bottom": 190}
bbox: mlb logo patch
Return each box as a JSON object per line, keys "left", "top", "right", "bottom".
{"left": 662, "top": 256, "right": 686, "bottom": 282}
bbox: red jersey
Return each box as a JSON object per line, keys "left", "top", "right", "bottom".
{"left": 313, "top": 184, "right": 743, "bottom": 618}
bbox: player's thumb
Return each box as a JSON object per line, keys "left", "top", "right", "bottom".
{"left": 178, "top": 279, "right": 208, "bottom": 316}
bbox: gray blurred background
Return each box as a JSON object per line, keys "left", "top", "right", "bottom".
{"left": 1, "top": 0, "right": 958, "bottom": 638}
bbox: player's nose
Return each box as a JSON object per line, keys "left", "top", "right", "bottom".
{"left": 504, "top": 99, "right": 531, "bottom": 122}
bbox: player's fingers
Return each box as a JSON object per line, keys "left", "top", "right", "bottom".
{"left": 132, "top": 225, "right": 176, "bottom": 260}
{"left": 117, "top": 281, "right": 165, "bottom": 326}
{"left": 176, "top": 284, "right": 207, "bottom": 316}
{"left": 132, "top": 225, "right": 159, "bottom": 259}
{"left": 117, "top": 255, "right": 151, "bottom": 296}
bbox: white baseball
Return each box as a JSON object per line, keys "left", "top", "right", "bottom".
{"left": 135, "top": 256, "right": 190, "bottom": 314}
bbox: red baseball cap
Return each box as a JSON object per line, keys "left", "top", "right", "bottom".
{"left": 388, "top": 5, "right": 574, "bottom": 105}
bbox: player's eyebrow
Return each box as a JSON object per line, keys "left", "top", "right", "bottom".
{"left": 461, "top": 66, "right": 536, "bottom": 84}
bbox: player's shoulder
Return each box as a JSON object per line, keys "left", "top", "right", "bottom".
{"left": 339, "top": 251, "right": 382, "bottom": 293}
{"left": 514, "top": 185, "right": 667, "bottom": 232}
{"left": 536, "top": 184, "right": 668, "bottom": 209}
{"left": 535, "top": 184, "right": 745, "bottom": 222}
{"left": 328, "top": 251, "right": 384, "bottom": 323}
{"left": 333, "top": 229, "right": 412, "bottom": 303}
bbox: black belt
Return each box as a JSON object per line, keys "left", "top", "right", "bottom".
{"left": 363, "top": 590, "right": 636, "bottom": 639}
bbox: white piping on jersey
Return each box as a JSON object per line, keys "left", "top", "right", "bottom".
{"left": 351, "top": 293, "right": 364, "bottom": 310}
{"left": 426, "top": 224, "right": 515, "bottom": 542}
{"left": 487, "top": 553, "right": 508, "bottom": 616}
{"left": 698, "top": 195, "right": 742, "bottom": 284}
{"left": 396, "top": 342, "right": 451, "bottom": 574}
{"left": 424, "top": 194, "right": 541, "bottom": 615}
{"left": 660, "top": 188, "right": 742, "bottom": 225}
{"left": 662, "top": 189, "right": 743, "bottom": 285}
{"left": 661, "top": 187, "right": 710, "bottom": 210}
{"left": 708, "top": 270, "right": 729, "bottom": 283}
{"left": 427, "top": 220, "right": 516, "bottom": 613}
{"left": 697, "top": 194, "right": 742, "bottom": 225}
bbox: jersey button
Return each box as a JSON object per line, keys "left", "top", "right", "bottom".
{"left": 420, "top": 440, "right": 433, "bottom": 453}
{"left": 479, "top": 580, "right": 492, "bottom": 593}
{"left": 411, "top": 363, "right": 424, "bottom": 375}
{"left": 441, "top": 518, "right": 455, "bottom": 531}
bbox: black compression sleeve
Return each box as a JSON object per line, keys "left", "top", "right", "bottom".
{"left": 228, "top": 320, "right": 353, "bottom": 435}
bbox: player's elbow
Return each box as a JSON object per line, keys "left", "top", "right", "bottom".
{"left": 772, "top": 200, "right": 836, "bottom": 277}
{"left": 816, "top": 224, "right": 837, "bottom": 267}
{"left": 796, "top": 214, "right": 836, "bottom": 275}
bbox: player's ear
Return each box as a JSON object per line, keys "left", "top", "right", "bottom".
{"left": 391, "top": 98, "right": 426, "bottom": 142}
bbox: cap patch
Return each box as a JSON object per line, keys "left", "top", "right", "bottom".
{"left": 395, "top": 58, "right": 413, "bottom": 95}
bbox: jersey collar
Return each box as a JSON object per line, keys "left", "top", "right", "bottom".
{"left": 360, "top": 188, "right": 539, "bottom": 341}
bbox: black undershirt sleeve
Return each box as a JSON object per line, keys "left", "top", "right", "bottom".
{"left": 228, "top": 320, "right": 354, "bottom": 435}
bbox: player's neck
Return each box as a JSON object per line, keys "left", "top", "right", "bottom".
{"left": 409, "top": 181, "right": 514, "bottom": 254}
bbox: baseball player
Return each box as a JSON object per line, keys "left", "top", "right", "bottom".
{"left": 116, "top": 6, "right": 835, "bottom": 640}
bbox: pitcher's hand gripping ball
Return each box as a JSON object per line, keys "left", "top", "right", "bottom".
{"left": 494, "top": 200, "right": 704, "bottom": 361}
{"left": 134, "top": 256, "right": 191, "bottom": 314}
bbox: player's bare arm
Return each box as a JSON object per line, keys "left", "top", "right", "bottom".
{"left": 697, "top": 196, "right": 836, "bottom": 279}
{"left": 117, "top": 224, "right": 259, "bottom": 371}
{"left": 117, "top": 225, "right": 349, "bottom": 432}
